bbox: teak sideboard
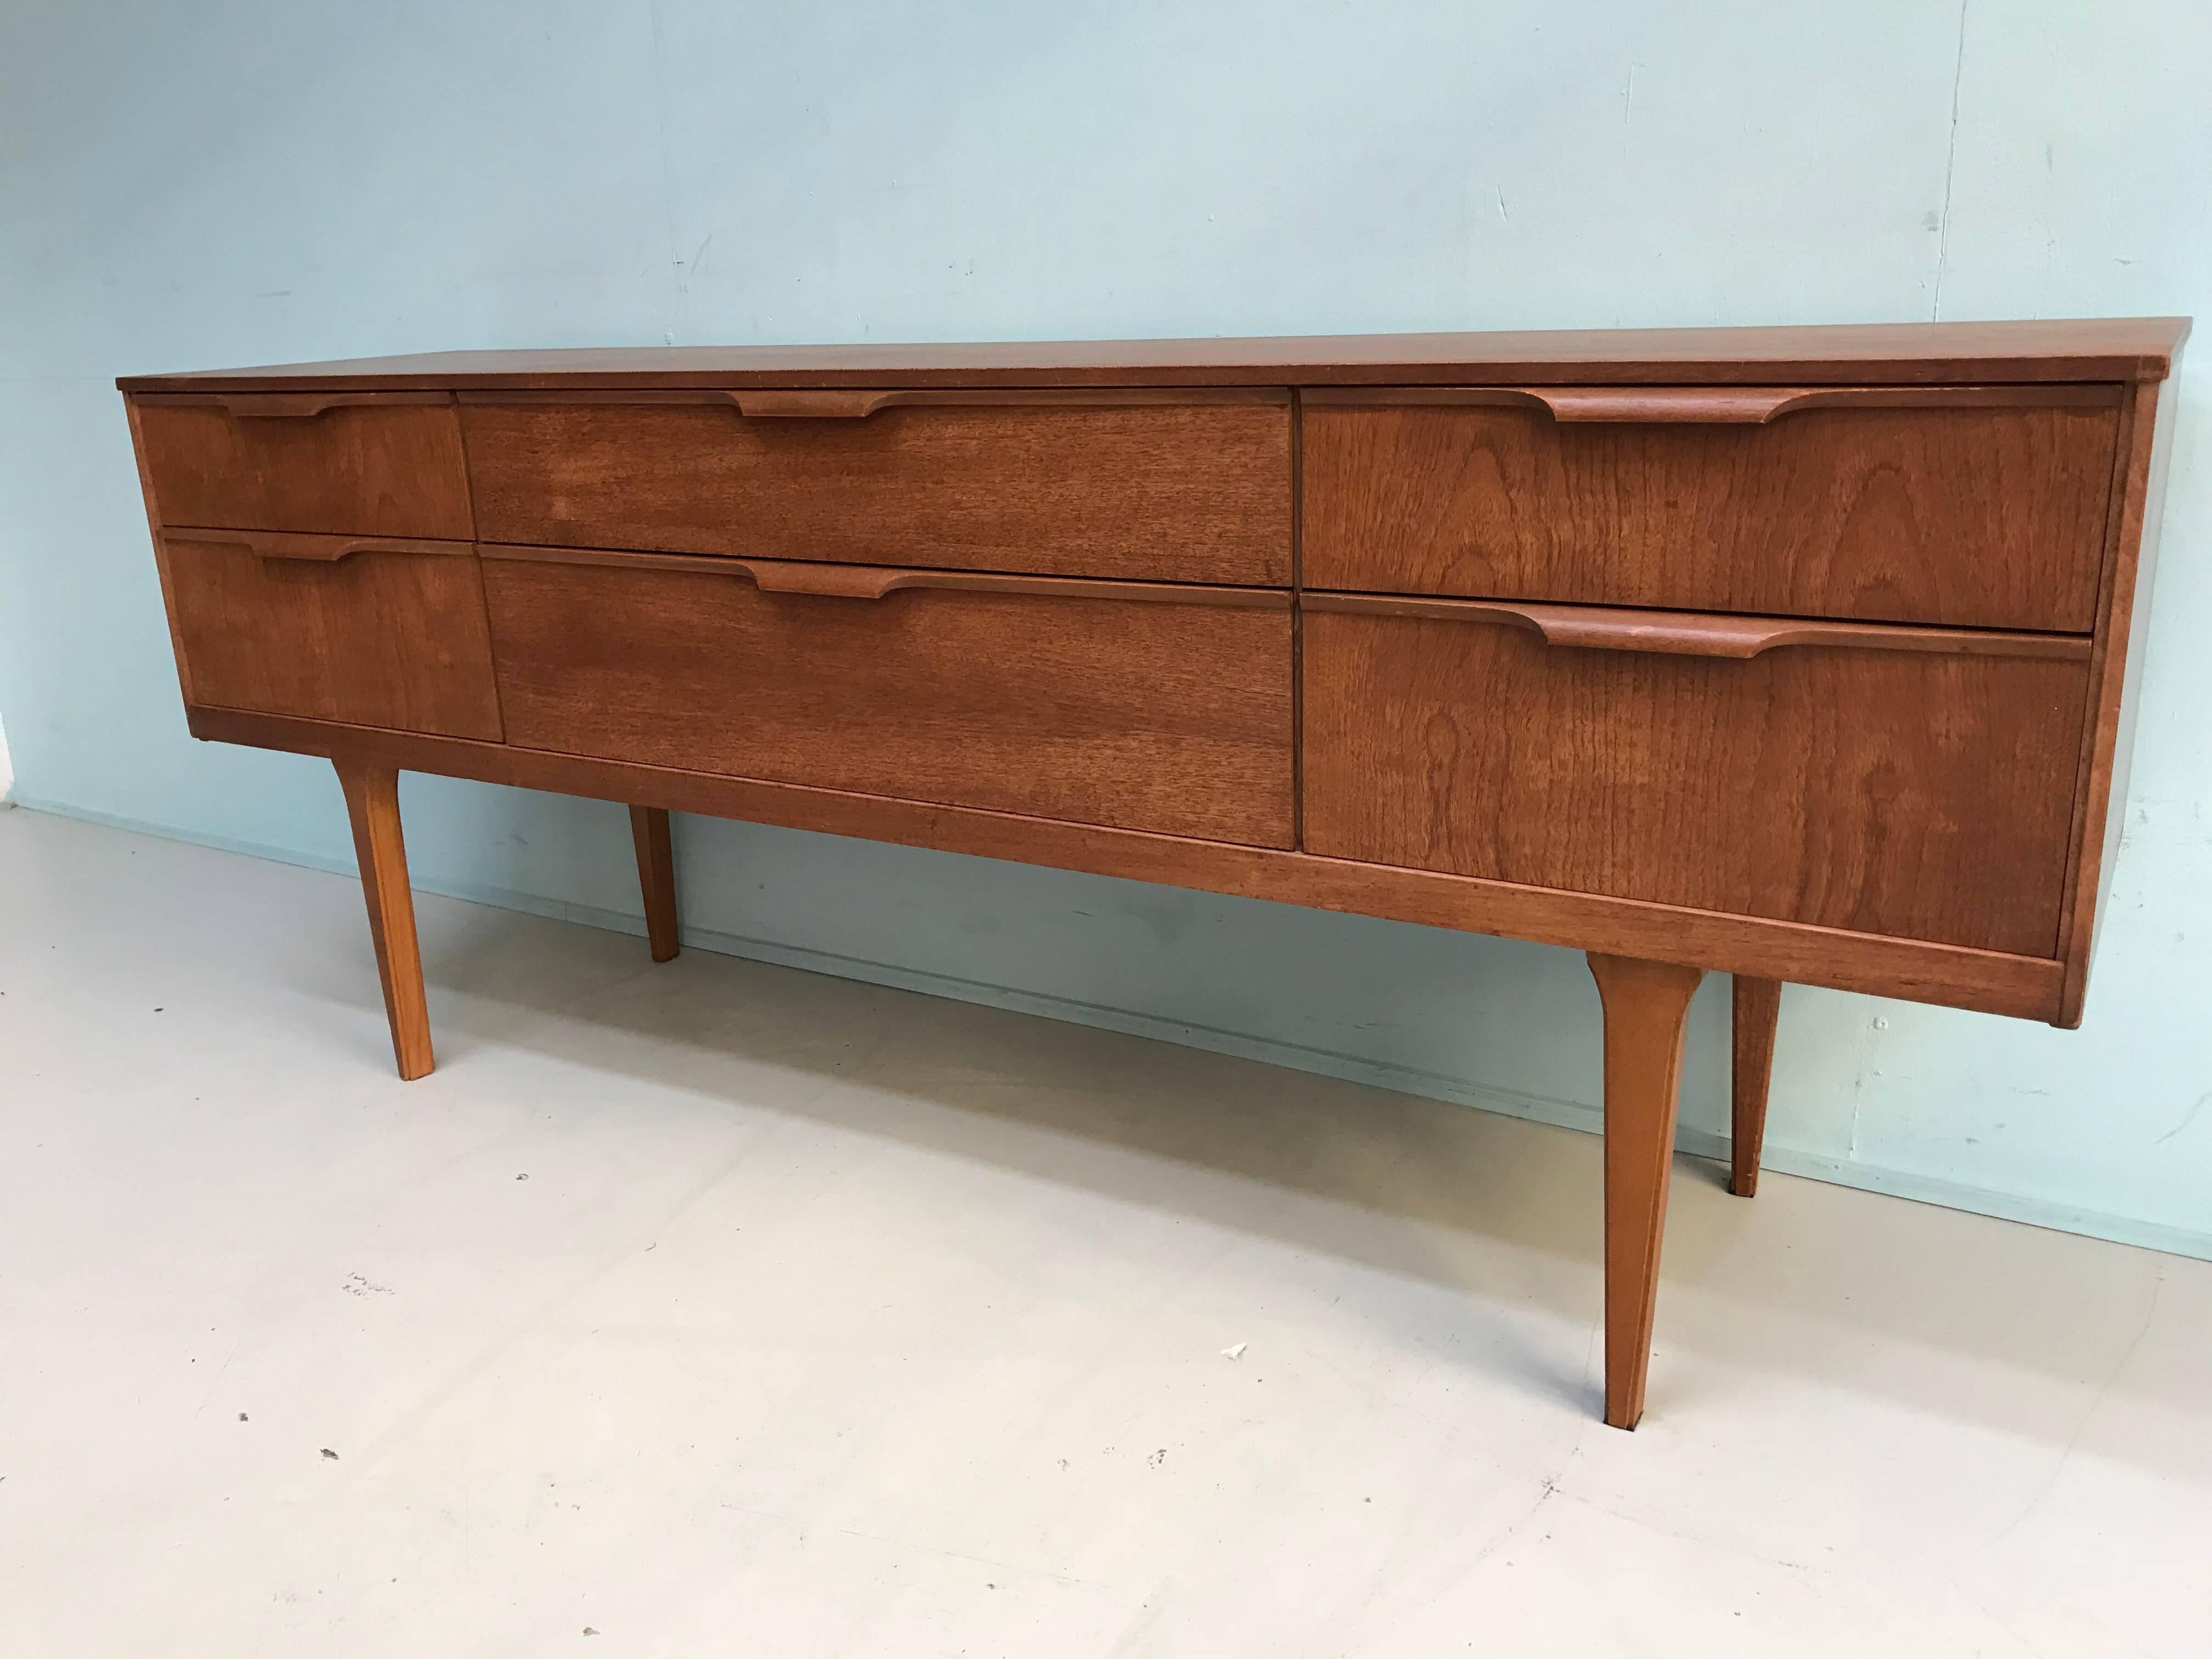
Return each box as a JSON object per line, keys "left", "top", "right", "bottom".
{"left": 119, "top": 319, "right": 2187, "bottom": 1430}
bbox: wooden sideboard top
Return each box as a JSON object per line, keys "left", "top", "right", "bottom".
{"left": 118, "top": 317, "right": 2191, "bottom": 394}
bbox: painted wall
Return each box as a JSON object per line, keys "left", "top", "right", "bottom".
{"left": 2, "top": 1, "right": 2207, "bottom": 1255}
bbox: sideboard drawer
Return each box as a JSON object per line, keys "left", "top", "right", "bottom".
{"left": 161, "top": 531, "right": 501, "bottom": 739}
{"left": 481, "top": 546, "right": 1295, "bottom": 844}
{"left": 1302, "top": 387, "right": 2122, "bottom": 632}
{"left": 460, "top": 392, "right": 1291, "bottom": 585}
{"left": 1302, "top": 598, "right": 2092, "bottom": 955}
{"left": 136, "top": 394, "right": 472, "bottom": 540}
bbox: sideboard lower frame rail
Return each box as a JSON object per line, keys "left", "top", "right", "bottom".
{"left": 186, "top": 705, "right": 2068, "bottom": 1024}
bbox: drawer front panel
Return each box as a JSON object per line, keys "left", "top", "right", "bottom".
{"left": 138, "top": 396, "right": 473, "bottom": 539}
{"left": 162, "top": 532, "right": 501, "bottom": 739}
{"left": 482, "top": 548, "right": 1296, "bottom": 845}
{"left": 1302, "top": 605, "right": 2089, "bottom": 955}
{"left": 1302, "top": 388, "right": 2121, "bottom": 631}
{"left": 461, "top": 394, "right": 1292, "bottom": 585}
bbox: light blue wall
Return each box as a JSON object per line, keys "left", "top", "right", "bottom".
{"left": 3, "top": 1, "right": 2208, "bottom": 1255}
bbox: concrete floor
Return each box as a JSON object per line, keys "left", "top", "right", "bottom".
{"left": 2, "top": 804, "right": 2208, "bottom": 1657}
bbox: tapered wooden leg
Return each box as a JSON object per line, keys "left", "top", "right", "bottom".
{"left": 1730, "top": 975, "right": 1782, "bottom": 1198}
{"left": 1588, "top": 952, "right": 1704, "bottom": 1430}
{"left": 629, "top": 805, "right": 680, "bottom": 962}
{"left": 334, "top": 758, "right": 434, "bottom": 1081}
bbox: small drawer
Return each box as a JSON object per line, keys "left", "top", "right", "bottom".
{"left": 1302, "top": 596, "right": 2091, "bottom": 956}
{"left": 1302, "top": 386, "right": 2123, "bottom": 632}
{"left": 460, "top": 390, "right": 1291, "bottom": 585}
{"left": 136, "top": 393, "right": 473, "bottom": 540}
{"left": 481, "top": 545, "right": 1295, "bottom": 844}
{"left": 160, "top": 530, "right": 501, "bottom": 739}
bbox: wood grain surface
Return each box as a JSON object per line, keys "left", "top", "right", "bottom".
{"left": 481, "top": 548, "right": 1295, "bottom": 845}
{"left": 188, "top": 706, "right": 2072, "bottom": 1023}
{"left": 161, "top": 533, "right": 501, "bottom": 740}
{"left": 116, "top": 317, "right": 2189, "bottom": 393}
{"left": 116, "top": 313, "right": 2190, "bottom": 1434}
{"left": 1300, "top": 592, "right": 2091, "bottom": 661}
{"left": 334, "top": 758, "right": 435, "bottom": 1080}
{"left": 136, "top": 397, "right": 473, "bottom": 539}
{"left": 1302, "top": 609, "right": 2089, "bottom": 955}
{"left": 1730, "top": 977, "right": 1782, "bottom": 1198}
{"left": 1302, "top": 396, "right": 2120, "bottom": 631}
{"left": 1589, "top": 953, "right": 1705, "bottom": 1430}
{"left": 2056, "top": 377, "right": 2180, "bottom": 1025}
{"left": 461, "top": 397, "right": 1290, "bottom": 584}
{"left": 629, "top": 805, "right": 681, "bottom": 963}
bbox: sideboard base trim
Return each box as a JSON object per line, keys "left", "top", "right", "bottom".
{"left": 185, "top": 703, "right": 2067, "bottom": 1024}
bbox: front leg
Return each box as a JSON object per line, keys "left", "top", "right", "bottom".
{"left": 1587, "top": 952, "right": 1704, "bottom": 1429}
{"left": 334, "top": 757, "right": 433, "bottom": 1080}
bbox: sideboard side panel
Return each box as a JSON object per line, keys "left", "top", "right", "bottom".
{"left": 125, "top": 396, "right": 200, "bottom": 712}
{"left": 2057, "top": 374, "right": 2182, "bottom": 1026}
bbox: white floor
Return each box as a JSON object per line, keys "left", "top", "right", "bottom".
{"left": 2, "top": 806, "right": 2208, "bottom": 1657}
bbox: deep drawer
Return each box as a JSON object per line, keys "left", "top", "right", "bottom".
{"left": 160, "top": 530, "right": 501, "bottom": 738}
{"left": 136, "top": 393, "right": 473, "bottom": 540}
{"left": 460, "top": 391, "right": 1292, "bottom": 585}
{"left": 1301, "top": 596, "right": 2091, "bottom": 955}
{"left": 1301, "top": 386, "right": 2123, "bottom": 632}
{"left": 481, "top": 545, "right": 1296, "bottom": 844}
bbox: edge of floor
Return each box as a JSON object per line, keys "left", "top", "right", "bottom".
{"left": 17, "top": 794, "right": 2211, "bottom": 1267}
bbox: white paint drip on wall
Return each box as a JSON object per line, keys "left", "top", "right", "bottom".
{"left": 0, "top": 0, "right": 2207, "bottom": 1255}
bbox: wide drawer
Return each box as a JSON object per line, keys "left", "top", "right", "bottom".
{"left": 460, "top": 391, "right": 1292, "bottom": 585}
{"left": 160, "top": 530, "right": 501, "bottom": 739}
{"left": 1301, "top": 596, "right": 2091, "bottom": 955}
{"left": 136, "top": 393, "right": 473, "bottom": 540}
{"left": 1301, "top": 386, "right": 2123, "bottom": 631}
{"left": 481, "top": 545, "right": 1296, "bottom": 844}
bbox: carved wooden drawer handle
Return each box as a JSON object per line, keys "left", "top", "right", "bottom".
{"left": 456, "top": 388, "right": 1288, "bottom": 416}
{"left": 726, "top": 557, "right": 1289, "bottom": 608}
{"left": 738, "top": 558, "right": 920, "bottom": 596}
{"left": 476, "top": 544, "right": 1293, "bottom": 610}
{"left": 133, "top": 392, "right": 455, "bottom": 418}
{"left": 218, "top": 391, "right": 451, "bottom": 413}
{"left": 223, "top": 394, "right": 351, "bottom": 419}
{"left": 1525, "top": 385, "right": 2121, "bottom": 423}
{"left": 1301, "top": 593, "right": 2091, "bottom": 662}
{"left": 455, "top": 387, "right": 909, "bottom": 418}
{"left": 164, "top": 529, "right": 471, "bottom": 562}
{"left": 730, "top": 390, "right": 905, "bottom": 419}
{"left": 454, "top": 388, "right": 903, "bottom": 418}
{"left": 1300, "top": 383, "right": 2123, "bottom": 423}
{"left": 1525, "top": 387, "right": 1813, "bottom": 424}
